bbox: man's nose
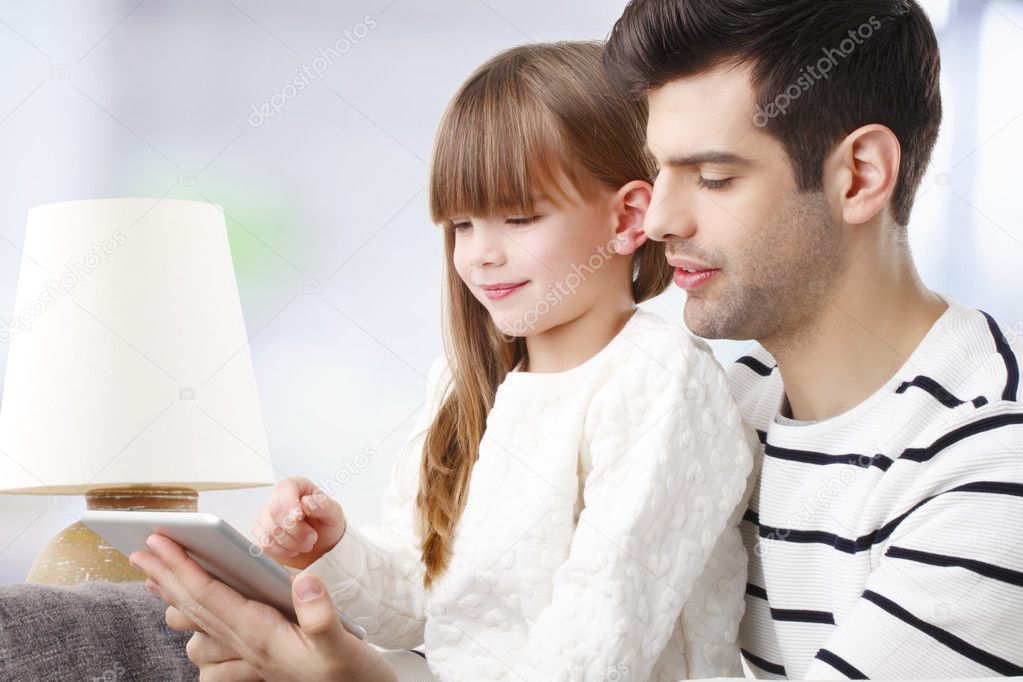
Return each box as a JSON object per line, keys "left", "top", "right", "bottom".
{"left": 644, "top": 175, "right": 698, "bottom": 242}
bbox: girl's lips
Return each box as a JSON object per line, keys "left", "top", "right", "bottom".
{"left": 481, "top": 281, "right": 529, "bottom": 301}
{"left": 673, "top": 267, "right": 720, "bottom": 291}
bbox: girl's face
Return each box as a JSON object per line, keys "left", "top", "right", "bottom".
{"left": 450, "top": 182, "right": 629, "bottom": 339}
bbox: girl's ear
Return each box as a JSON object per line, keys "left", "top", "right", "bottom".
{"left": 611, "top": 180, "right": 652, "bottom": 256}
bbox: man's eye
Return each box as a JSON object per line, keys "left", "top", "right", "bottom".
{"left": 699, "top": 177, "right": 734, "bottom": 190}
{"left": 506, "top": 216, "right": 541, "bottom": 226}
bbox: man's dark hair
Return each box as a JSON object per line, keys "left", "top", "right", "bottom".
{"left": 604, "top": 0, "right": 942, "bottom": 226}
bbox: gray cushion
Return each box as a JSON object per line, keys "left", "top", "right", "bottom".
{"left": 0, "top": 580, "right": 196, "bottom": 681}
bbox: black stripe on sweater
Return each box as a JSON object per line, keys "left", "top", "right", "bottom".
{"left": 982, "top": 311, "right": 1020, "bottom": 401}
{"left": 746, "top": 582, "right": 769, "bottom": 600}
{"left": 766, "top": 442, "right": 894, "bottom": 471}
{"left": 771, "top": 608, "right": 836, "bottom": 625}
{"left": 863, "top": 590, "right": 1023, "bottom": 675}
{"left": 761, "top": 412, "right": 1023, "bottom": 474}
{"left": 735, "top": 355, "right": 776, "bottom": 377}
{"left": 757, "top": 480, "right": 1023, "bottom": 552}
{"left": 886, "top": 546, "right": 1023, "bottom": 588}
{"left": 895, "top": 375, "right": 989, "bottom": 409}
{"left": 899, "top": 413, "right": 1023, "bottom": 464}
{"left": 740, "top": 648, "right": 787, "bottom": 676}
{"left": 758, "top": 523, "right": 867, "bottom": 552}
{"left": 815, "top": 648, "right": 868, "bottom": 679}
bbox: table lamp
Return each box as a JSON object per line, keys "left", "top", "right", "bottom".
{"left": 0, "top": 198, "right": 276, "bottom": 585}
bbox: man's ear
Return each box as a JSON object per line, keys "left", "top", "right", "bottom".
{"left": 825, "top": 124, "right": 901, "bottom": 226}
{"left": 611, "top": 180, "right": 653, "bottom": 256}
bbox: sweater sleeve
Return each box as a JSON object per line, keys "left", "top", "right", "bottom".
{"left": 738, "top": 446, "right": 789, "bottom": 679}
{"left": 802, "top": 403, "right": 1023, "bottom": 679}
{"left": 509, "top": 336, "right": 756, "bottom": 681}
{"left": 297, "top": 355, "right": 450, "bottom": 650}
{"left": 680, "top": 487, "right": 752, "bottom": 678}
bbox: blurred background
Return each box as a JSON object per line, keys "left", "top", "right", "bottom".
{"left": 0, "top": 0, "right": 1020, "bottom": 583}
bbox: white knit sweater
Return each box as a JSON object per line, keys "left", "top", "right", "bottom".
{"left": 300, "top": 308, "right": 757, "bottom": 681}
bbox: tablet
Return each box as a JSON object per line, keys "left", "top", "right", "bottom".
{"left": 82, "top": 509, "right": 368, "bottom": 640}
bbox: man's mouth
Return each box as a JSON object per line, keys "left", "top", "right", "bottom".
{"left": 668, "top": 258, "right": 720, "bottom": 292}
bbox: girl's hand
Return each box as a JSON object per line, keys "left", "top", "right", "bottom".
{"left": 252, "top": 477, "right": 347, "bottom": 570}
{"left": 131, "top": 534, "right": 396, "bottom": 682}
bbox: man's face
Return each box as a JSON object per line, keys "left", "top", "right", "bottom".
{"left": 644, "top": 64, "right": 847, "bottom": 344}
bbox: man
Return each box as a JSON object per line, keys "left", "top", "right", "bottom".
{"left": 135, "top": 1, "right": 1022, "bottom": 679}
{"left": 604, "top": 0, "right": 1023, "bottom": 678}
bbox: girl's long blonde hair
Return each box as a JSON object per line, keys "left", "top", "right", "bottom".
{"left": 419, "top": 41, "right": 672, "bottom": 587}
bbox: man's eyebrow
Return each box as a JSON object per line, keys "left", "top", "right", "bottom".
{"left": 656, "top": 151, "right": 756, "bottom": 168}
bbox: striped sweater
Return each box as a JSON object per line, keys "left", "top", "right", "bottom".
{"left": 730, "top": 297, "right": 1023, "bottom": 679}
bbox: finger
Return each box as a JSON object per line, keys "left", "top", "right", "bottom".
{"left": 270, "top": 508, "right": 317, "bottom": 552}
{"left": 198, "top": 659, "right": 264, "bottom": 682}
{"left": 250, "top": 516, "right": 281, "bottom": 554}
{"left": 292, "top": 574, "right": 351, "bottom": 652}
{"left": 186, "top": 631, "right": 242, "bottom": 666}
{"left": 271, "top": 477, "right": 311, "bottom": 526}
{"left": 256, "top": 509, "right": 309, "bottom": 556}
{"left": 268, "top": 481, "right": 316, "bottom": 548}
{"left": 166, "top": 605, "right": 203, "bottom": 632}
{"left": 139, "top": 534, "right": 286, "bottom": 663}
{"left": 300, "top": 491, "right": 344, "bottom": 531}
{"left": 132, "top": 535, "right": 246, "bottom": 647}
{"left": 130, "top": 544, "right": 219, "bottom": 637}
{"left": 144, "top": 578, "right": 163, "bottom": 599}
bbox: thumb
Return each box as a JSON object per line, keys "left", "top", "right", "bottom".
{"left": 292, "top": 574, "right": 344, "bottom": 642}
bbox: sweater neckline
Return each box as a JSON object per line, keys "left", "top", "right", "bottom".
{"left": 502, "top": 308, "right": 648, "bottom": 388}
{"left": 768, "top": 294, "right": 962, "bottom": 436}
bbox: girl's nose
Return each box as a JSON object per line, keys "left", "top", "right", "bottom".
{"left": 467, "top": 225, "right": 507, "bottom": 268}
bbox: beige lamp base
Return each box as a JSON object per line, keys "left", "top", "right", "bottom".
{"left": 25, "top": 486, "right": 199, "bottom": 587}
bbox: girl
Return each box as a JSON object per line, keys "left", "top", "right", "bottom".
{"left": 256, "top": 41, "right": 755, "bottom": 681}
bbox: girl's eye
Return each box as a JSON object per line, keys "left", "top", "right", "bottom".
{"left": 699, "top": 177, "right": 734, "bottom": 191}
{"left": 506, "top": 215, "right": 542, "bottom": 226}
{"left": 451, "top": 221, "right": 471, "bottom": 232}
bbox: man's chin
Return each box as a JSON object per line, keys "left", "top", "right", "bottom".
{"left": 682, "top": 297, "right": 745, "bottom": 340}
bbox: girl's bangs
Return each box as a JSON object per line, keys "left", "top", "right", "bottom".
{"left": 428, "top": 77, "right": 581, "bottom": 226}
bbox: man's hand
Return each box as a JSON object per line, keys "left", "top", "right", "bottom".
{"left": 130, "top": 533, "right": 397, "bottom": 682}
{"left": 153, "top": 597, "right": 263, "bottom": 681}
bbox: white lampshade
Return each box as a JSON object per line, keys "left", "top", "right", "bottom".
{"left": 0, "top": 198, "right": 275, "bottom": 494}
